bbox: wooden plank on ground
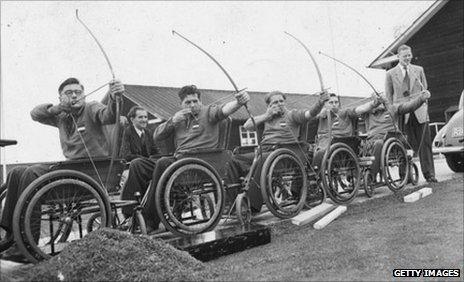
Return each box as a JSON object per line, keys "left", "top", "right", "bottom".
{"left": 313, "top": 206, "right": 347, "bottom": 230}
{"left": 291, "top": 203, "right": 336, "bottom": 226}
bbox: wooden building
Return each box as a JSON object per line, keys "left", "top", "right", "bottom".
{"left": 369, "top": 0, "right": 464, "bottom": 123}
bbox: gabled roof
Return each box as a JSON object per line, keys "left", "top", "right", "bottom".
{"left": 368, "top": 0, "right": 448, "bottom": 69}
{"left": 122, "top": 84, "right": 365, "bottom": 120}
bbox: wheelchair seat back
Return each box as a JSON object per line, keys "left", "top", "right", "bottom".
{"left": 385, "top": 131, "right": 408, "bottom": 146}
{"left": 50, "top": 157, "right": 126, "bottom": 193}
{"left": 177, "top": 117, "right": 233, "bottom": 177}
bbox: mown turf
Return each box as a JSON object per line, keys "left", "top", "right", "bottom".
{"left": 207, "top": 177, "right": 464, "bottom": 281}
{"left": 9, "top": 228, "right": 214, "bottom": 281}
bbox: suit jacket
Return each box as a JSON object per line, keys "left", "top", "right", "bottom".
{"left": 119, "top": 125, "right": 158, "bottom": 161}
{"left": 385, "top": 63, "right": 429, "bottom": 123}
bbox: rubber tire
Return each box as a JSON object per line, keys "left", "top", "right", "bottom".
{"left": 321, "top": 143, "right": 360, "bottom": 205}
{"left": 363, "top": 169, "right": 374, "bottom": 198}
{"left": 235, "top": 193, "right": 252, "bottom": 225}
{"left": 445, "top": 153, "right": 464, "bottom": 172}
{"left": 304, "top": 179, "right": 326, "bottom": 209}
{"left": 12, "top": 170, "right": 111, "bottom": 263}
{"left": 0, "top": 188, "right": 14, "bottom": 252}
{"left": 409, "top": 162, "right": 419, "bottom": 186}
{"left": 381, "top": 138, "right": 409, "bottom": 192}
{"left": 129, "top": 210, "right": 147, "bottom": 235}
{"left": 155, "top": 158, "right": 224, "bottom": 237}
{"left": 260, "top": 148, "right": 307, "bottom": 219}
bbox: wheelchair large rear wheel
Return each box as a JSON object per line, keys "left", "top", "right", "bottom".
{"left": 12, "top": 170, "right": 111, "bottom": 263}
{"left": 322, "top": 143, "right": 360, "bottom": 205}
{"left": 156, "top": 158, "right": 224, "bottom": 237}
{"left": 260, "top": 148, "right": 307, "bottom": 219}
{"left": 381, "top": 138, "right": 409, "bottom": 192}
{"left": 0, "top": 185, "right": 14, "bottom": 252}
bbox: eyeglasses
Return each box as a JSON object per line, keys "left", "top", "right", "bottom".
{"left": 63, "top": 90, "right": 83, "bottom": 96}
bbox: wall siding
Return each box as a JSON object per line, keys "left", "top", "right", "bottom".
{"left": 406, "top": 0, "right": 464, "bottom": 122}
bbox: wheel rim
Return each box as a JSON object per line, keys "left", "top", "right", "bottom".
{"left": 383, "top": 141, "right": 409, "bottom": 191}
{"left": 363, "top": 170, "right": 374, "bottom": 197}
{"left": 24, "top": 179, "right": 107, "bottom": 259}
{"left": 164, "top": 164, "right": 222, "bottom": 233}
{"left": 409, "top": 163, "right": 419, "bottom": 185}
{"left": 326, "top": 146, "right": 360, "bottom": 203}
{"left": 266, "top": 153, "right": 307, "bottom": 217}
{"left": 236, "top": 194, "right": 251, "bottom": 225}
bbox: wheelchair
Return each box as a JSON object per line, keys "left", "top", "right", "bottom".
{"left": 153, "top": 118, "right": 321, "bottom": 237}
{"left": 360, "top": 131, "right": 419, "bottom": 197}
{"left": 315, "top": 136, "right": 363, "bottom": 205}
{"left": 0, "top": 140, "right": 146, "bottom": 263}
{"left": 311, "top": 114, "right": 366, "bottom": 206}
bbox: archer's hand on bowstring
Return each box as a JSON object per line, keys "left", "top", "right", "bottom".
{"left": 108, "top": 79, "right": 125, "bottom": 99}
{"left": 48, "top": 95, "right": 73, "bottom": 115}
{"left": 265, "top": 104, "right": 283, "bottom": 121}
{"left": 172, "top": 108, "right": 192, "bottom": 125}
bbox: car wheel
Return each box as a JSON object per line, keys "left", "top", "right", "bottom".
{"left": 445, "top": 153, "right": 464, "bottom": 172}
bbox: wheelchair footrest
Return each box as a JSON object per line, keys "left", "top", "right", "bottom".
{"left": 167, "top": 224, "right": 271, "bottom": 262}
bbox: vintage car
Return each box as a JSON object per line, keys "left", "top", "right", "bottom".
{"left": 432, "top": 90, "right": 464, "bottom": 172}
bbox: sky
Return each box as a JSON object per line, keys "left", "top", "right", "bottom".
{"left": 0, "top": 0, "right": 434, "bottom": 164}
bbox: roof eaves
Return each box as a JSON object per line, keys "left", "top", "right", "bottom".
{"left": 368, "top": 0, "right": 449, "bottom": 69}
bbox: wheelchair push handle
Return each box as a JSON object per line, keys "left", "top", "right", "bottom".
{"left": 0, "top": 139, "right": 18, "bottom": 147}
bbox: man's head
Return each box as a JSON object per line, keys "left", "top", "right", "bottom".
{"left": 397, "top": 44, "right": 413, "bottom": 67}
{"left": 325, "top": 93, "right": 340, "bottom": 111}
{"left": 58, "top": 77, "right": 85, "bottom": 109}
{"left": 178, "top": 85, "right": 202, "bottom": 115}
{"left": 265, "top": 91, "right": 286, "bottom": 114}
{"left": 127, "top": 106, "right": 148, "bottom": 130}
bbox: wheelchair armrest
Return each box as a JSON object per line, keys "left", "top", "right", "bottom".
{"left": 232, "top": 146, "right": 256, "bottom": 155}
{"left": 181, "top": 148, "right": 226, "bottom": 156}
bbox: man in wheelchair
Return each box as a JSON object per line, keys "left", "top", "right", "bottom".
{"left": 363, "top": 90, "right": 431, "bottom": 182}
{"left": 0, "top": 77, "right": 124, "bottom": 259}
{"left": 312, "top": 93, "right": 378, "bottom": 169}
{"left": 225, "top": 90, "right": 329, "bottom": 214}
{"left": 130, "top": 85, "right": 250, "bottom": 233}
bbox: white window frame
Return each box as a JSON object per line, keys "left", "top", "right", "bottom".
{"left": 239, "top": 126, "right": 258, "bottom": 147}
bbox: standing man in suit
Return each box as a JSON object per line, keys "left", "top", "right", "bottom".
{"left": 119, "top": 106, "right": 159, "bottom": 217}
{"left": 385, "top": 44, "right": 437, "bottom": 183}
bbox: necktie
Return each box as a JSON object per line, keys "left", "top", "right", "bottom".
{"left": 403, "top": 66, "right": 410, "bottom": 96}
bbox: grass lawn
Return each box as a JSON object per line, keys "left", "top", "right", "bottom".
{"left": 207, "top": 177, "right": 464, "bottom": 281}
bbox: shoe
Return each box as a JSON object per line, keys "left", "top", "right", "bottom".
{"left": 0, "top": 244, "right": 29, "bottom": 263}
{"left": 146, "top": 222, "right": 165, "bottom": 235}
{"left": 426, "top": 176, "right": 438, "bottom": 183}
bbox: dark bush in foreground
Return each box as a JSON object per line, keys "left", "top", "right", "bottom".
{"left": 13, "top": 228, "right": 214, "bottom": 281}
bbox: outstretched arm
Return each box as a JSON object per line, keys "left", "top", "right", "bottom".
{"left": 305, "top": 91, "right": 329, "bottom": 119}
{"left": 243, "top": 103, "right": 281, "bottom": 131}
{"left": 221, "top": 89, "right": 250, "bottom": 117}
{"left": 397, "top": 90, "right": 430, "bottom": 115}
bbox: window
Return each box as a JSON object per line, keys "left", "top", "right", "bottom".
{"left": 239, "top": 126, "right": 258, "bottom": 147}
